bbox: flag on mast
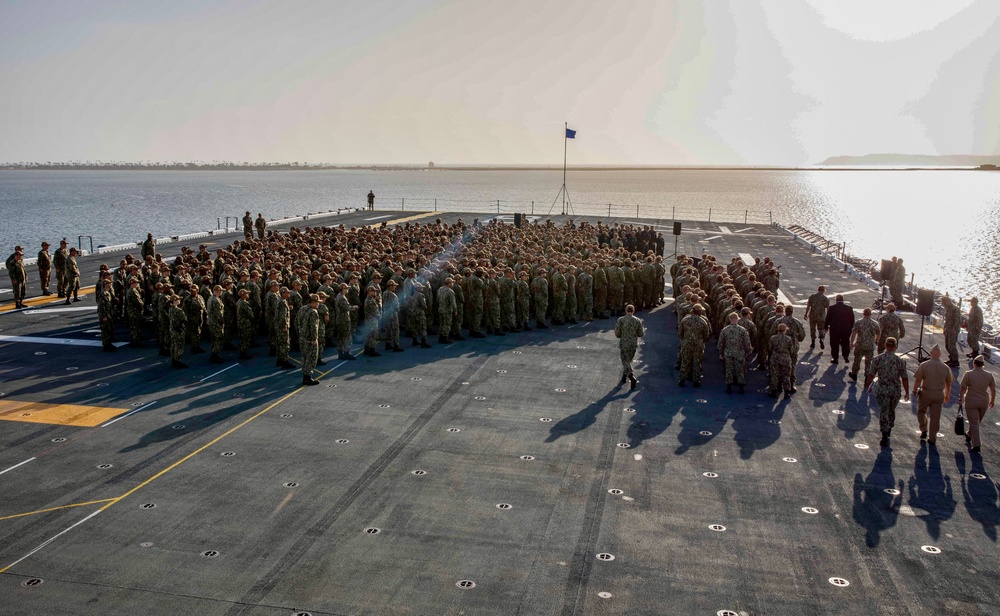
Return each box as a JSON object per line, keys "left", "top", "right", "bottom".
{"left": 565, "top": 127, "right": 576, "bottom": 139}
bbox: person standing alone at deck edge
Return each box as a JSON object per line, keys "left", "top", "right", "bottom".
{"left": 615, "top": 304, "right": 644, "bottom": 390}
{"left": 367, "top": 190, "right": 375, "bottom": 210}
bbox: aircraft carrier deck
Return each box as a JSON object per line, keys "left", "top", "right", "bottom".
{"left": 1, "top": 210, "right": 998, "bottom": 616}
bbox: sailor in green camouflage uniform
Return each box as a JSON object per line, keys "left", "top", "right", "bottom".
{"left": 206, "top": 285, "right": 225, "bottom": 363}
{"left": 718, "top": 312, "right": 752, "bottom": 393}
{"left": 876, "top": 303, "right": 905, "bottom": 354}
{"left": 615, "top": 304, "right": 644, "bottom": 389}
{"left": 966, "top": 296, "right": 983, "bottom": 358}
{"left": 297, "top": 294, "right": 320, "bottom": 385}
{"left": 501, "top": 269, "right": 518, "bottom": 331}
{"left": 941, "top": 295, "right": 961, "bottom": 366}
{"left": 486, "top": 270, "right": 502, "bottom": 334}
{"left": 849, "top": 308, "right": 881, "bottom": 382}
{"left": 532, "top": 271, "right": 549, "bottom": 329}
{"left": 577, "top": 265, "right": 593, "bottom": 322}
{"left": 678, "top": 304, "right": 711, "bottom": 387}
{"left": 98, "top": 279, "right": 117, "bottom": 352}
{"left": 516, "top": 271, "right": 531, "bottom": 330}
{"left": 221, "top": 279, "right": 237, "bottom": 351}
{"left": 408, "top": 281, "right": 432, "bottom": 348}
{"left": 169, "top": 294, "right": 189, "bottom": 369}
{"left": 125, "top": 279, "right": 144, "bottom": 347}
{"left": 53, "top": 239, "right": 68, "bottom": 297}
{"left": 450, "top": 272, "right": 466, "bottom": 340}
{"left": 593, "top": 261, "right": 608, "bottom": 319}
{"left": 183, "top": 285, "right": 206, "bottom": 354}
{"left": 237, "top": 288, "right": 256, "bottom": 360}
{"left": 768, "top": 323, "right": 796, "bottom": 398}
{"left": 7, "top": 249, "right": 27, "bottom": 309}
{"left": 551, "top": 265, "right": 568, "bottom": 325}
{"left": 382, "top": 281, "right": 403, "bottom": 351}
{"left": 335, "top": 284, "right": 357, "bottom": 359}
{"left": 889, "top": 258, "right": 906, "bottom": 306}
{"left": 608, "top": 260, "right": 624, "bottom": 317}
{"left": 363, "top": 285, "right": 382, "bottom": 356}
{"left": 274, "top": 287, "right": 294, "bottom": 368}
{"left": 565, "top": 265, "right": 578, "bottom": 324}
{"left": 865, "top": 337, "right": 909, "bottom": 447}
{"left": 805, "top": 286, "right": 830, "bottom": 349}
{"left": 313, "top": 291, "right": 329, "bottom": 365}
{"left": 63, "top": 248, "right": 81, "bottom": 304}
{"left": 437, "top": 277, "right": 457, "bottom": 344}
{"left": 37, "top": 241, "right": 52, "bottom": 296}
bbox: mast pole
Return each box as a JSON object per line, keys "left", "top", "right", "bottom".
{"left": 562, "top": 122, "right": 568, "bottom": 215}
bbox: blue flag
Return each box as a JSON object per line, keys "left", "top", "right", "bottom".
{"left": 565, "top": 128, "right": 576, "bottom": 139}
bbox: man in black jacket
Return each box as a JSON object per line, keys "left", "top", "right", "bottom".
{"left": 824, "top": 294, "right": 855, "bottom": 364}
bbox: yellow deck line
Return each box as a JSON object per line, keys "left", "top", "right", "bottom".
{"left": 98, "top": 361, "right": 341, "bottom": 512}
{"left": 0, "top": 285, "right": 96, "bottom": 314}
{"left": 0, "top": 498, "right": 117, "bottom": 522}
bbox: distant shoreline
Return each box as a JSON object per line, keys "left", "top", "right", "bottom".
{"left": 2, "top": 165, "right": 994, "bottom": 172}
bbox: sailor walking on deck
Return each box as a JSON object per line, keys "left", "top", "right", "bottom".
{"left": 615, "top": 304, "right": 644, "bottom": 390}
{"left": 824, "top": 295, "right": 854, "bottom": 365}
{"left": 966, "top": 297, "right": 984, "bottom": 358}
{"left": 805, "top": 285, "right": 829, "bottom": 350}
{"left": 866, "top": 336, "right": 909, "bottom": 448}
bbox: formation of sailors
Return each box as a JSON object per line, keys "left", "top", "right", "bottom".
{"left": 82, "top": 217, "right": 667, "bottom": 386}
{"left": 669, "top": 253, "right": 995, "bottom": 452}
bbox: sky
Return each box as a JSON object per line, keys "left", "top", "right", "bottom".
{"left": 1, "top": 0, "right": 999, "bottom": 166}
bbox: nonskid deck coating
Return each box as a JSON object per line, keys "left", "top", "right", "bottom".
{"left": 0, "top": 210, "right": 997, "bottom": 615}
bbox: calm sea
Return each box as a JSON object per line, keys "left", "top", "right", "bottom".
{"left": 2, "top": 169, "right": 998, "bottom": 323}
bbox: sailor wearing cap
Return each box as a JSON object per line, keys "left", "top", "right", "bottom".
{"left": 37, "top": 241, "right": 52, "bottom": 296}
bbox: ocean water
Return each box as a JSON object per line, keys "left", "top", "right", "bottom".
{"left": 1, "top": 169, "right": 998, "bottom": 323}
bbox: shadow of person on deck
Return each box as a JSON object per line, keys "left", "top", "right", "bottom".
{"left": 836, "top": 376, "right": 872, "bottom": 439}
{"left": 956, "top": 451, "right": 1000, "bottom": 541}
{"left": 545, "top": 388, "right": 630, "bottom": 443}
{"left": 730, "top": 396, "right": 787, "bottom": 460}
{"left": 907, "top": 442, "right": 956, "bottom": 541}
{"left": 853, "top": 447, "right": 903, "bottom": 548}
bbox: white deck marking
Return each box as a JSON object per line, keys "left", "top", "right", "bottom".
{"left": 0, "top": 335, "right": 126, "bottom": 348}
{"left": 364, "top": 215, "right": 393, "bottom": 221}
{"left": 199, "top": 364, "right": 239, "bottom": 383}
{"left": 738, "top": 253, "right": 755, "bottom": 265}
{"left": 719, "top": 226, "right": 732, "bottom": 234}
{"left": 2, "top": 509, "right": 102, "bottom": 572}
{"left": 100, "top": 401, "right": 158, "bottom": 428}
{"left": 703, "top": 235, "right": 722, "bottom": 241}
{"left": 0, "top": 457, "right": 36, "bottom": 475}
{"left": 23, "top": 306, "right": 96, "bottom": 314}
{"left": 734, "top": 227, "right": 753, "bottom": 233}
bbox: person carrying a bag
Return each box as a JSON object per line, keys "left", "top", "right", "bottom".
{"left": 959, "top": 355, "right": 996, "bottom": 454}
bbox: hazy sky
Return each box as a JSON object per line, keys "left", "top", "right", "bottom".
{"left": 2, "top": 0, "right": 999, "bottom": 165}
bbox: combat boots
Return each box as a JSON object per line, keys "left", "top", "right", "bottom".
{"left": 452, "top": 335, "right": 466, "bottom": 341}
{"left": 629, "top": 375, "right": 637, "bottom": 390}
{"left": 392, "top": 344, "right": 404, "bottom": 352}
{"left": 419, "top": 338, "right": 431, "bottom": 349}
{"left": 302, "top": 375, "right": 320, "bottom": 386}
{"left": 172, "top": 359, "right": 189, "bottom": 369}
{"left": 277, "top": 359, "right": 295, "bottom": 369}
{"left": 239, "top": 351, "right": 252, "bottom": 360}
{"left": 209, "top": 353, "right": 224, "bottom": 364}
{"left": 102, "top": 344, "right": 117, "bottom": 352}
